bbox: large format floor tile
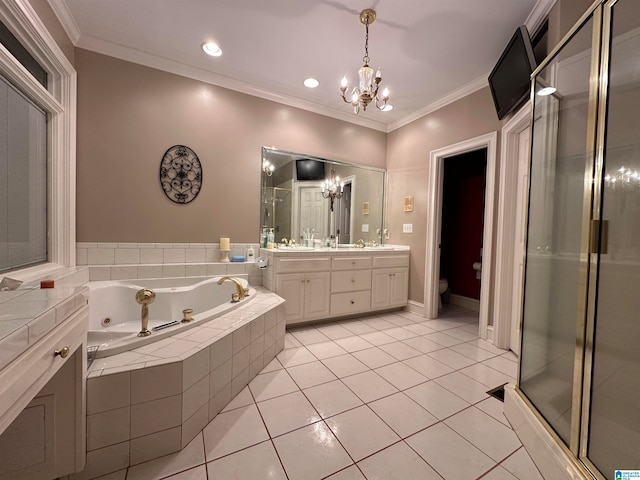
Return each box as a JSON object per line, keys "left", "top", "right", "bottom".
{"left": 106, "top": 307, "right": 547, "bottom": 480}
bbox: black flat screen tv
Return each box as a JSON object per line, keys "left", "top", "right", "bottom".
{"left": 296, "top": 159, "right": 325, "bottom": 181}
{"left": 488, "top": 26, "right": 537, "bottom": 120}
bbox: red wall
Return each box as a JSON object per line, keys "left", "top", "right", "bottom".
{"left": 440, "top": 149, "right": 487, "bottom": 300}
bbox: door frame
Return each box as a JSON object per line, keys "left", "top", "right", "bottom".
{"left": 423, "top": 132, "right": 497, "bottom": 341}
{"left": 492, "top": 103, "right": 532, "bottom": 350}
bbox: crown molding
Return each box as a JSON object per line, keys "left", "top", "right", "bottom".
{"left": 46, "top": 0, "right": 80, "bottom": 44}
{"left": 525, "top": 0, "right": 557, "bottom": 34}
{"left": 387, "top": 74, "right": 488, "bottom": 132}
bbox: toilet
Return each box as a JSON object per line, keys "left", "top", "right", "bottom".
{"left": 439, "top": 278, "right": 448, "bottom": 309}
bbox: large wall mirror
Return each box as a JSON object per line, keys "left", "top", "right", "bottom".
{"left": 260, "top": 147, "right": 386, "bottom": 246}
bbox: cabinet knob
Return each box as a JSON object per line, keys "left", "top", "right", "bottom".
{"left": 301, "top": 279, "right": 306, "bottom": 284}
{"left": 351, "top": 261, "right": 356, "bottom": 265}
{"left": 351, "top": 278, "right": 356, "bottom": 283}
{"left": 350, "top": 300, "right": 355, "bottom": 304}
{"left": 54, "top": 346, "right": 70, "bottom": 358}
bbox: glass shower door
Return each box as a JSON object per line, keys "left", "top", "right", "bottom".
{"left": 519, "top": 13, "right": 597, "bottom": 447}
{"left": 586, "top": 0, "right": 640, "bottom": 474}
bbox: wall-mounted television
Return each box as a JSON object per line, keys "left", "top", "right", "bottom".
{"left": 488, "top": 25, "right": 537, "bottom": 120}
{"left": 296, "top": 159, "right": 325, "bottom": 181}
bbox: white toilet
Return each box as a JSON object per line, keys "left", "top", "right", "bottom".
{"left": 439, "top": 278, "right": 448, "bottom": 309}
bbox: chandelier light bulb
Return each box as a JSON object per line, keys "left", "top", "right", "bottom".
{"left": 382, "top": 87, "right": 389, "bottom": 100}
{"left": 341, "top": 76, "right": 348, "bottom": 90}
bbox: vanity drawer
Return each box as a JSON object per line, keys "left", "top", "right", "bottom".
{"left": 373, "top": 255, "right": 410, "bottom": 268}
{"left": 332, "top": 256, "right": 373, "bottom": 270}
{"left": 330, "top": 291, "right": 371, "bottom": 316}
{"left": 276, "top": 257, "right": 330, "bottom": 273}
{"left": 331, "top": 270, "right": 371, "bottom": 293}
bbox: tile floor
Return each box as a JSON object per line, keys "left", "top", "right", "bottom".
{"left": 96, "top": 305, "right": 545, "bottom": 480}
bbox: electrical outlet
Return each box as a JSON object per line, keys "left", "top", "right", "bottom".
{"left": 402, "top": 223, "right": 413, "bottom": 233}
{"left": 362, "top": 224, "right": 369, "bottom": 233}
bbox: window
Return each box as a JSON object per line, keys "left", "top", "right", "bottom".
{"left": 0, "top": 75, "right": 47, "bottom": 273}
{"left": 0, "top": 0, "right": 76, "bottom": 276}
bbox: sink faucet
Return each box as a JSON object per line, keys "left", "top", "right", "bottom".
{"left": 217, "top": 276, "right": 246, "bottom": 301}
{"left": 357, "top": 239, "right": 365, "bottom": 248}
{"left": 135, "top": 288, "right": 156, "bottom": 337}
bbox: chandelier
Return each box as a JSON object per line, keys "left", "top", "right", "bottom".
{"left": 262, "top": 159, "right": 274, "bottom": 176}
{"left": 340, "top": 9, "right": 390, "bottom": 114}
{"left": 321, "top": 168, "right": 343, "bottom": 211}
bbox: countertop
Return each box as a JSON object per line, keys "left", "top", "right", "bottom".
{"left": 0, "top": 267, "right": 89, "bottom": 372}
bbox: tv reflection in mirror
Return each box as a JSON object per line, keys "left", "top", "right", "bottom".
{"left": 296, "top": 159, "right": 325, "bottom": 181}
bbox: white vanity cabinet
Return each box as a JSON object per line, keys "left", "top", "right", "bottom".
{"left": 275, "top": 257, "right": 331, "bottom": 325}
{"left": 0, "top": 305, "right": 88, "bottom": 480}
{"left": 330, "top": 256, "right": 372, "bottom": 316}
{"left": 371, "top": 255, "right": 410, "bottom": 310}
{"left": 267, "top": 247, "right": 410, "bottom": 326}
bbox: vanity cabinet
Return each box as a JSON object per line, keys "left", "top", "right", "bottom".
{"left": 371, "top": 256, "right": 409, "bottom": 310}
{"left": 0, "top": 305, "right": 87, "bottom": 480}
{"left": 330, "top": 256, "right": 372, "bottom": 316}
{"left": 268, "top": 249, "right": 409, "bottom": 325}
{"left": 275, "top": 257, "right": 331, "bottom": 325}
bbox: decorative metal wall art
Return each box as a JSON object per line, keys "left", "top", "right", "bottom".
{"left": 160, "top": 145, "right": 202, "bottom": 204}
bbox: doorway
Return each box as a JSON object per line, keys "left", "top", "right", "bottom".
{"left": 424, "top": 132, "right": 498, "bottom": 341}
{"left": 440, "top": 150, "right": 487, "bottom": 310}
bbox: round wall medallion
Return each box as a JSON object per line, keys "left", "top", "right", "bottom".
{"left": 160, "top": 145, "right": 202, "bottom": 204}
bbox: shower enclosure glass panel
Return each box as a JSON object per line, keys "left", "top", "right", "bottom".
{"left": 262, "top": 187, "right": 292, "bottom": 242}
{"left": 519, "top": 15, "right": 595, "bottom": 446}
{"left": 587, "top": 0, "right": 640, "bottom": 473}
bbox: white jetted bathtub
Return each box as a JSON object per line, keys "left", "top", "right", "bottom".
{"left": 87, "top": 275, "right": 254, "bottom": 357}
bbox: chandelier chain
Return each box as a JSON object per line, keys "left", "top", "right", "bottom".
{"left": 363, "top": 22, "right": 370, "bottom": 64}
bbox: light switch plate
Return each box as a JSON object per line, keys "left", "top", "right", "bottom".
{"left": 402, "top": 224, "right": 413, "bottom": 233}
{"left": 362, "top": 224, "right": 369, "bottom": 233}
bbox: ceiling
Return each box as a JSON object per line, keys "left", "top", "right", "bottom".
{"left": 49, "top": 0, "right": 548, "bottom": 132}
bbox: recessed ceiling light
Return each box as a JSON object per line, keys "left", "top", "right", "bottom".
{"left": 381, "top": 104, "right": 394, "bottom": 112}
{"left": 304, "top": 78, "right": 319, "bottom": 88}
{"left": 202, "top": 42, "right": 222, "bottom": 57}
{"left": 537, "top": 86, "right": 557, "bottom": 96}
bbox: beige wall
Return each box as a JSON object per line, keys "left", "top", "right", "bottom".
{"left": 75, "top": 49, "right": 386, "bottom": 243}
{"left": 386, "top": 88, "right": 502, "bottom": 304}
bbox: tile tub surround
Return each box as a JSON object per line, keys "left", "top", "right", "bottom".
{"left": 73, "top": 287, "right": 285, "bottom": 480}
{"left": 91, "top": 306, "right": 543, "bottom": 480}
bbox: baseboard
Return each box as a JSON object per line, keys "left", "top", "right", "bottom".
{"left": 504, "top": 385, "right": 594, "bottom": 480}
{"left": 406, "top": 300, "right": 424, "bottom": 316}
{"left": 449, "top": 294, "right": 480, "bottom": 312}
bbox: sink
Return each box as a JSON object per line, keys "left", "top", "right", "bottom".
{"left": 363, "top": 245, "right": 395, "bottom": 250}
{"left": 276, "top": 246, "right": 315, "bottom": 251}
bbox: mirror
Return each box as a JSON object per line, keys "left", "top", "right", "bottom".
{"left": 260, "top": 147, "right": 386, "bottom": 246}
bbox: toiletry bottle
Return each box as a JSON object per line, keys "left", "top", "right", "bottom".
{"left": 268, "top": 228, "right": 275, "bottom": 248}
{"left": 248, "top": 246, "right": 255, "bottom": 261}
{"left": 262, "top": 228, "right": 268, "bottom": 248}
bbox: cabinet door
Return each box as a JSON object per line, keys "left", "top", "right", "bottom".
{"left": 304, "top": 272, "right": 331, "bottom": 320}
{"left": 276, "top": 273, "right": 305, "bottom": 323}
{"left": 389, "top": 268, "right": 409, "bottom": 307}
{"left": 371, "top": 269, "right": 392, "bottom": 309}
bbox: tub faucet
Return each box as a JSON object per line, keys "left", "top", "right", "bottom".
{"left": 217, "top": 276, "right": 246, "bottom": 301}
{"left": 135, "top": 288, "right": 156, "bottom": 337}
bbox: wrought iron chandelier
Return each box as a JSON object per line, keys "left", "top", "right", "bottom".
{"left": 321, "top": 168, "right": 343, "bottom": 211}
{"left": 340, "top": 9, "right": 390, "bottom": 114}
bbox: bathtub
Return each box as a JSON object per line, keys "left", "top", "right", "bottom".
{"left": 87, "top": 275, "right": 254, "bottom": 358}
